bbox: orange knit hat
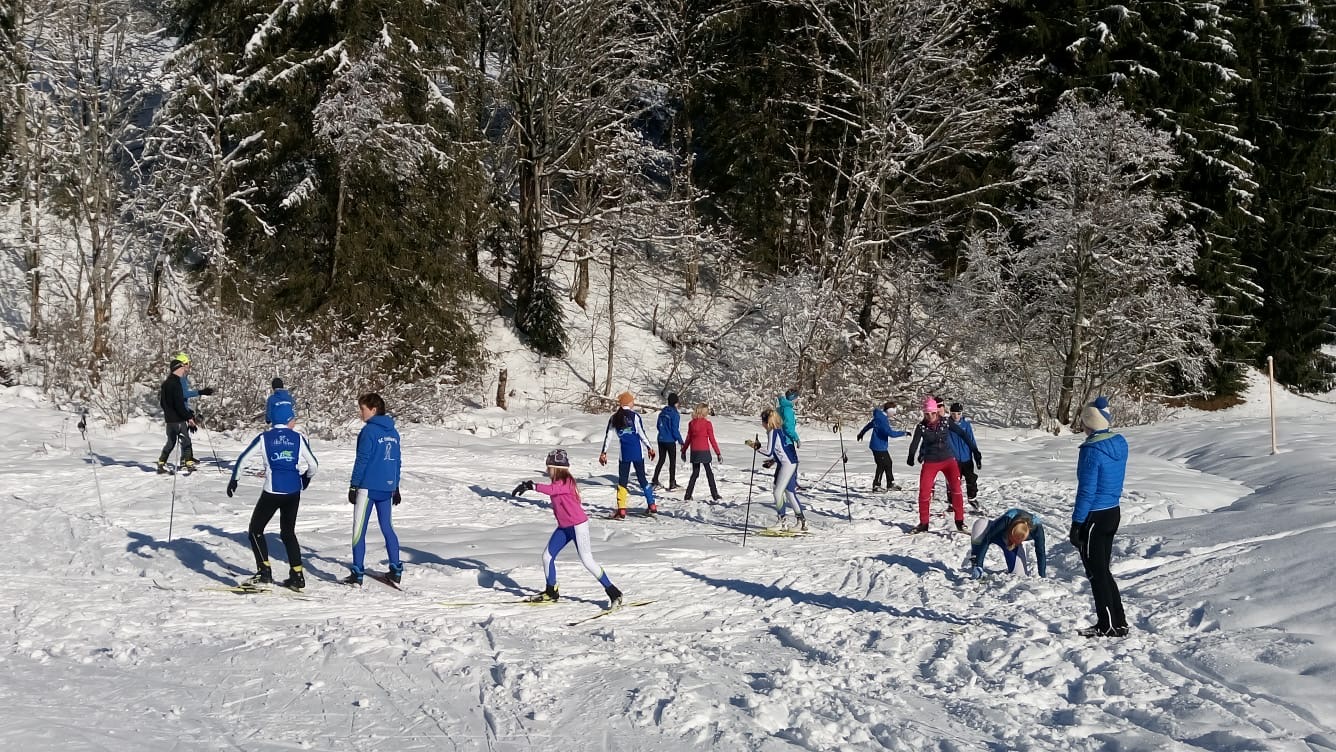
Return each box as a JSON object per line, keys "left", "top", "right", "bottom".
{"left": 617, "top": 391, "right": 635, "bottom": 406}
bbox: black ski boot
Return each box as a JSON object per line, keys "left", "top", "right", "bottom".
{"left": 605, "top": 585, "right": 623, "bottom": 609}
{"left": 388, "top": 564, "right": 403, "bottom": 585}
{"left": 796, "top": 514, "right": 808, "bottom": 532}
{"left": 245, "top": 567, "right": 273, "bottom": 586}
{"left": 909, "top": 522, "right": 930, "bottom": 534}
{"left": 528, "top": 584, "right": 559, "bottom": 603}
{"left": 956, "top": 519, "right": 967, "bottom": 532}
{"left": 156, "top": 460, "right": 170, "bottom": 475}
{"left": 281, "top": 569, "right": 305, "bottom": 591}
{"left": 343, "top": 570, "right": 364, "bottom": 586}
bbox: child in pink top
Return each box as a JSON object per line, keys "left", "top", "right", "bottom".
{"left": 512, "top": 449, "right": 623, "bottom": 607}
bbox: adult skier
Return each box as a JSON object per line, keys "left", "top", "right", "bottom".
{"left": 512, "top": 448, "right": 624, "bottom": 608}
{"left": 156, "top": 356, "right": 198, "bottom": 474}
{"left": 651, "top": 393, "right": 685, "bottom": 490}
{"left": 906, "top": 397, "right": 981, "bottom": 533}
{"left": 599, "top": 392, "right": 657, "bottom": 519}
{"left": 1072, "top": 396, "right": 1130, "bottom": 637}
{"left": 225, "top": 400, "right": 318, "bottom": 590}
{"left": 345, "top": 393, "right": 403, "bottom": 586}
{"left": 747, "top": 408, "right": 806, "bottom": 531}
{"left": 966, "top": 508, "right": 1046, "bottom": 579}
{"left": 948, "top": 402, "right": 981, "bottom": 508}
{"left": 856, "top": 401, "right": 907, "bottom": 491}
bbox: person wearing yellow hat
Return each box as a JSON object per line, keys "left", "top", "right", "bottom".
{"left": 156, "top": 356, "right": 198, "bottom": 474}
{"left": 599, "top": 392, "right": 657, "bottom": 519}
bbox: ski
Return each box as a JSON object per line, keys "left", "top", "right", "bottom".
{"left": 756, "top": 528, "right": 810, "bottom": 537}
{"left": 366, "top": 572, "right": 403, "bottom": 591}
{"left": 436, "top": 598, "right": 565, "bottom": 607}
{"left": 196, "top": 583, "right": 317, "bottom": 600}
{"left": 566, "top": 600, "right": 655, "bottom": 626}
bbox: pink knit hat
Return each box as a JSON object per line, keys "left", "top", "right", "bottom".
{"left": 922, "top": 397, "right": 939, "bottom": 413}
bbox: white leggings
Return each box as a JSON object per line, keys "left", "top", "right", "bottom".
{"left": 541, "top": 522, "right": 606, "bottom": 587}
{"left": 772, "top": 463, "right": 803, "bottom": 516}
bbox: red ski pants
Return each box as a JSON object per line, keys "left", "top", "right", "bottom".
{"left": 917, "top": 459, "right": 964, "bottom": 524}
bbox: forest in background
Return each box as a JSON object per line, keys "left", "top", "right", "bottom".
{"left": 1, "top": 0, "right": 1333, "bottom": 432}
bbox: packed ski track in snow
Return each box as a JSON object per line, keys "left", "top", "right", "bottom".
{"left": 1, "top": 384, "right": 1334, "bottom": 751}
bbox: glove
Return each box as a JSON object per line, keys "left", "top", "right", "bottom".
{"left": 716, "top": 454, "right": 722, "bottom": 463}
{"left": 973, "top": 453, "right": 982, "bottom": 469}
{"left": 795, "top": 441, "right": 801, "bottom": 450}
{"left": 762, "top": 459, "right": 775, "bottom": 469}
{"left": 856, "top": 433, "right": 865, "bottom": 442}
{"left": 970, "top": 566, "right": 983, "bottom": 580}
{"left": 348, "top": 487, "right": 358, "bottom": 505}
{"left": 906, "top": 455, "right": 915, "bottom": 467}
{"left": 598, "top": 452, "right": 608, "bottom": 466}
{"left": 392, "top": 488, "right": 402, "bottom": 506}
{"left": 197, "top": 387, "right": 216, "bottom": 396}
{"left": 512, "top": 479, "right": 535, "bottom": 496}
{"left": 744, "top": 439, "right": 758, "bottom": 449}
{"left": 225, "top": 479, "right": 238, "bottom": 498}
{"left": 301, "top": 474, "right": 312, "bottom": 490}
{"left": 189, "top": 424, "right": 198, "bottom": 433}
{"left": 648, "top": 448, "right": 656, "bottom": 460}
{"left": 681, "top": 450, "right": 688, "bottom": 461}
{"left": 1069, "top": 522, "right": 1082, "bottom": 547}
{"left": 841, "top": 454, "right": 848, "bottom": 464}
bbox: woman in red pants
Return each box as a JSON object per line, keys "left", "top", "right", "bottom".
{"left": 906, "top": 397, "right": 981, "bottom": 533}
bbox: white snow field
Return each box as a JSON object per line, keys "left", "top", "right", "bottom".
{"left": 0, "top": 381, "right": 1333, "bottom": 751}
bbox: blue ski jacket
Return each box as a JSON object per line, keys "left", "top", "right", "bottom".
{"left": 857, "top": 407, "right": 907, "bottom": 452}
{"left": 352, "top": 414, "right": 402, "bottom": 501}
{"left": 602, "top": 408, "right": 653, "bottom": 462}
{"left": 970, "top": 508, "right": 1047, "bottom": 577}
{"left": 656, "top": 404, "right": 684, "bottom": 445}
{"left": 231, "top": 426, "right": 319, "bottom": 495}
{"left": 1073, "top": 430, "right": 1128, "bottom": 523}
{"left": 948, "top": 417, "right": 978, "bottom": 463}
{"left": 180, "top": 374, "right": 201, "bottom": 402}
{"left": 266, "top": 389, "right": 295, "bottom": 425}
{"left": 777, "top": 394, "right": 800, "bottom": 445}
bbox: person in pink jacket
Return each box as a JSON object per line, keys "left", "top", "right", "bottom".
{"left": 512, "top": 449, "right": 623, "bottom": 607}
{"left": 682, "top": 403, "right": 723, "bottom": 501}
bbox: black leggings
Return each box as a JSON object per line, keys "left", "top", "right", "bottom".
{"left": 1078, "top": 506, "right": 1126, "bottom": 631}
{"left": 248, "top": 491, "right": 302, "bottom": 571}
{"left": 652, "top": 441, "right": 678, "bottom": 486}
{"left": 685, "top": 450, "right": 719, "bottom": 498}
{"left": 957, "top": 459, "right": 978, "bottom": 499}
{"left": 872, "top": 450, "right": 895, "bottom": 487}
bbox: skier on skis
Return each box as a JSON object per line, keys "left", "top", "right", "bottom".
{"left": 599, "top": 392, "right": 657, "bottom": 519}
{"left": 906, "top": 397, "right": 981, "bottom": 534}
{"left": 856, "top": 401, "right": 907, "bottom": 492}
{"left": 1072, "top": 396, "right": 1130, "bottom": 637}
{"left": 156, "top": 356, "right": 198, "bottom": 474}
{"left": 747, "top": 408, "right": 807, "bottom": 531}
{"left": 948, "top": 402, "right": 981, "bottom": 508}
{"left": 512, "top": 448, "right": 624, "bottom": 608}
{"left": 266, "top": 377, "right": 295, "bottom": 425}
{"left": 225, "top": 400, "right": 318, "bottom": 590}
{"left": 651, "top": 392, "right": 685, "bottom": 490}
{"left": 173, "top": 351, "right": 217, "bottom": 409}
{"left": 965, "top": 508, "right": 1046, "bottom": 579}
{"left": 345, "top": 393, "right": 403, "bottom": 586}
{"left": 681, "top": 403, "right": 723, "bottom": 501}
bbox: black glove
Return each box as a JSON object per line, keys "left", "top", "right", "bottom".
{"left": 512, "top": 479, "right": 535, "bottom": 496}
{"left": 348, "top": 487, "right": 358, "bottom": 505}
{"left": 392, "top": 488, "right": 402, "bottom": 506}
{"left": 841, "top": 454, "right": 848, "bottom": 464}
{"left": 197, "top": 387, "right": 216, "bottom": 396}
{"left": 906, "top": 455, "right": 915, "bottom": 467}
{"left": 225, "top": 479, "right": 238, "bottom": 498}
{"left": 856, "top": 432, "right": 866, "bottom": 442}
{"left": 761, "top": 459, "right": 775, "bottom": 469}
{"left": 189, "top": 424, "right": 198, "bottom": 433}
{"left": 1069, "top": 522, "right": 1082, "bottom": 548}
{"left": 973, "top": 452, "right": 982, "bottom": 469}
{"left": 301, "top": 474, "right": 312, "bottom": 490}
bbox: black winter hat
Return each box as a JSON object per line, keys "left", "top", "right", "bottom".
{"left": 272, "top": 377, "right": 284, "bottom": 390}
{"left": 667, "top": 392, "right": 679, "bottom": 406}
{"left": 950, "top": 402, "right": 964, "bottom": 413}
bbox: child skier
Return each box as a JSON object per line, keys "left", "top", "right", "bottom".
{"left": 651, "top": 393, "right": 685, "bottom": 490}
{"left": 512, "top": 449, "right": 624, "bottom": 607}
{"left": 266, "top": 377, "right": 295, "bottom": 425}
{"left": 345, "top": 393, "right": 404, "bottom": 586}
{"left": 856, "top": 401, "right": 908, "bottom": 491}
{"left": 966, "top": 508, "right": 1046, "bottom": 579}
{"left": 906, "top": 397, "right": 981, "bottom": 533}
{"left": 747, "top": 408, "right": 806, "bottom": 531}
{"left": 599, "top": 392, "right": 657, "bottom": 518}
{"left": 681, "top": 403, "right": 723, "bottom": 501}
{"left": 225, "top": 401, "right": 318, "bottom": 590}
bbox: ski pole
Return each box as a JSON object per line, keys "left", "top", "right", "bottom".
{"left": 196, "top": 404, "right": 225, "bottom": 474}
{"left": 168, "top": 436, "right": 182, "bottom": 540}
{"left": 812, "top": 454, "right": 844, "bottom": 485}
{"left": 835, "top": 420, "right": 851, "bottom": 522}
{"left": 741, "top": 434, "right": 758, "bottom": 547}
{"left": 79, "top": 410, "right": 106, "bottom": 516}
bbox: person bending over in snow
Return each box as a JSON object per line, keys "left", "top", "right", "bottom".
{"left": 599, "top": 392, "right": 657, "bottom": 519}
{"left": 857, "top": 401, "right": 907, "bottom": 492}
{"left": 906, "top": 397, "right": 981, "bottom": 534}
{"left": 965, "top": 508, "right": 1046, "bottom": 579}
{"left": 345, "top": 393, "right": 403, "bottom": 586}
{"left": 747, "top": 408, "right": 806, "bottom": 531}
{"left": 1072, "top": 396, "right": 1130, "bottom": 638}
{"left": 512, "top": 449, "right": 623, "bottom": 608}
{"left": 226, "top": 400, "right": 318, "bottom": 591}
{"left": 682, "top": 403, "right": 723, "bottom": 501}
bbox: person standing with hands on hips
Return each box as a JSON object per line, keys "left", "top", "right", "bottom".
{"left": 345, "top": 393, "right": 403, "bottom": 586}
{"left": 1071, "top": 396, "right": 1130, "bottom": 637}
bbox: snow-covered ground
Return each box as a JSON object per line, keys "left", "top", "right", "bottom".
{"left": 1, "top": 377, "right": 1334, "bottom": 751}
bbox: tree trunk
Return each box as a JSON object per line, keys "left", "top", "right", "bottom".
{"left": 495, "top": 368, "right": 509, "bottom": 409}
{"left": 330, "top": 170, "right": 347, "bottom": 294}
{"left": 602, "top": 245, "right": 616, "bottom": 395}
{"left": 1055, "top": 256, "right": 1088, "bottom": 424}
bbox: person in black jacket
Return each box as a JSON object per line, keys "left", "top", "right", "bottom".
{"left": 157, "top": 357, "right": 198, "bottom": 473}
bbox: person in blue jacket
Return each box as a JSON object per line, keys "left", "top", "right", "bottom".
{"left": 776, "top": 389, "right": 801, "bottom": 448}
{"left": 266, "top": 377, "right": 295, "bottom": 425}
{"left": 947, "top": 402, "right": 981, "bottom": 508}
{"left": 226, "top": 400, "right": 318, "bottom": 591}
{"left": 600, "top": 391, "right": 657, "bottom": 518}
{"left": 346, "top": 393, "right": 403, "bottom": 586}
{"left": 651, "top": 393, "right": 685, "bottom": 490}
{"left": 1072, "top": 396, "right": 1129, "bottom": 637}
{"left": 966, "top": 508, "right": 1046, "bottom": 579}
{"left": 172, "top": 351, "right": 216, "bottom": 409}
{"left": 856, "top": 401, "right": 907, "bottom": 491}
